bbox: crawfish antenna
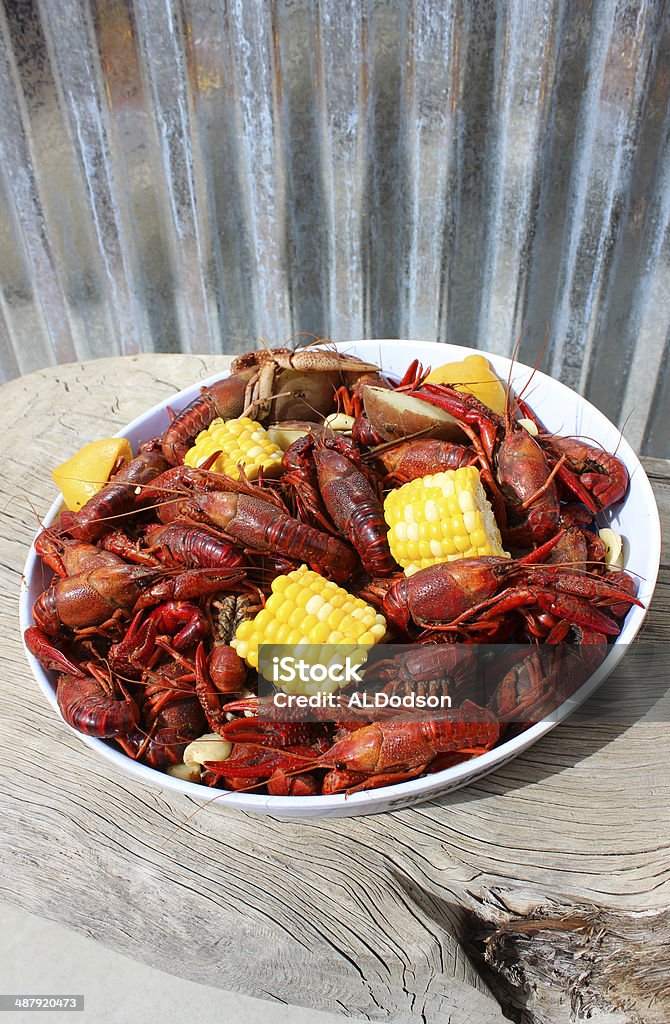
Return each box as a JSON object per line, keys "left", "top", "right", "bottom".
{"left": 613, "top": 406, "right": 635, "bottom": 457}
{"left": 504, "top": 323, "right": 531, "bottom": 426}
{"left": 510, "top": 322, "right": 551, "bottom": 421}
{"left": 23, "top": 495, "right": 46, "bottom": 532}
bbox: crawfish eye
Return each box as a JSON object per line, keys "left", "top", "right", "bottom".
{"left": 335, "top": 761, "right": 347, "bottom": 771}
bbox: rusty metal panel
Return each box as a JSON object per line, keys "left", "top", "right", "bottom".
{"left": 0, "top": 0, "right": 668, "bottom": 454}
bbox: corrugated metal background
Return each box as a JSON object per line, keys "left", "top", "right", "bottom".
{"left": 0, "top": 0, "right": 668, "bottom": 455}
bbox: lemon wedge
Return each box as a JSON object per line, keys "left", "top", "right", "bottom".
{"left": 52, "top": 438, "right": 132, "bottom": 511}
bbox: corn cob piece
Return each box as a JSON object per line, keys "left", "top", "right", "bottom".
{"left": 384, "top": 465, "right": 508, "bottom": 576}
{"left": 231, "top": 565, "right": 387, "bottom": 692}
{"left": 184, "top": 416, "right": 283, "bottom": 479}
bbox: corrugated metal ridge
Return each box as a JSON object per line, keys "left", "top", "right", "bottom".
{"left": 0, "top": 0, "right": 667, "bottom": 455}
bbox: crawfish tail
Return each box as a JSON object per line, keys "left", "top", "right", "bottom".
{"left": 206, "top": 644, "right": 248, "bottom": 693}
{"left": 118, "top": 727, "right": 190, "bottom": 770}
{"left": 488, "top": 646, "right": 589, "bottom": 723}
{"left": 313, "top": 447, "right": 396, "bottom": 577}
{"left": 145, "top": 521, "right": 245, "bottom": 570}
{"left": 379, "top": 439, "right": 476, "bottom": 482}
{"left": 56, "top": 673, "right": 139, "bottom": 738}
{"left": 161, "top": 373, "right": 251, "bottom": 465}
{"left": 181, "top": 491, "right": 359, "bottom": 583}
{"left": 32, "top": 587, "right": 63, "bottom": 636}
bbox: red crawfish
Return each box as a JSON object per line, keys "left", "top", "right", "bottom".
{"left": 539, "top": 434, "right": 629, "bottom": 512}
{"left": 542, "top": 526, "right": 606, "bottom": 568}
{"left": 365, "top": 643, "right": 479, "bottom": 709}
{"left": 204, "top": 742, "right": 323, "bottom": 794}
{"left": 179, "top": 487, "right": 359, "bottom": 584}
{"left": 119, "top": 727, "right": 194, "bottom": 771}
{"left": 35, "top": 530, "right": 124, "bottom": 577}
{"left": 202, "top": 707, "right": 330, "bottom": 789}
{"left": 375, "top": 437, "right": 477, "bottom": 484}
{"left": 281, "top": 433, "right": 337, "bottom": 534}
{"left": 376, "top": 554, "right": 641, "bottom": 637}
{"left": 56, "top": 665, "right": 139, "bottom": 739}
{"left": 28, "top": 628, "right": 146, "bottom": 741}
{"left": 24, "top": 625, "right": 85, "bottom": 678}
{"left": 487, "top": 642, "right": 604, "bottom": 725}
{"left": 514, "top": 396, "right": 629, "bottom": 513}
{"left": 161, "top": 369, "right": 253, "bottom": 465}
{"left": 32, "top": 564, "right": 246, "bottom": 635}
{"left": 207, "top": 702, "right": 500, "bottom": 794}
{"left": 456, "top": 564, "right": 640, "bottom": 639}
{"left": 144, "top": 521, "right": 246, "bottom": 570}
{"left": 64, "top": 447, "right": 169, "bottom": 543}
{"left": 117, "top": 658, "right": 208, "bottom": 770}
{"left": 108, "top": 601, "right": 211, "bottom": 677}
{"left": 319, "top": 704, "right": 499, "bottom": 792}
{"left": 138, "top": 464, "right": 256, "bottom": 524}
{"left": 312, "top": 444, "right": 397, "bottom": 577}
{"left": 194, "top": 642, "right": 248, "bottom": 734}
{"left": 141, "top": 658, "right": 207, "bottom": 735}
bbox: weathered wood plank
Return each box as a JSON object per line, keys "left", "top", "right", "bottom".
{"left": 1, "top": 356, "right": 668, "bottom": 1024}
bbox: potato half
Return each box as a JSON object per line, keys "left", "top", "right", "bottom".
{"left": 362, "top": 385, "right": 468, "bottom": 443}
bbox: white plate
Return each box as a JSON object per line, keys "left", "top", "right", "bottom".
{"left": 19, "top": 341, "right": 661, "bottom": 817}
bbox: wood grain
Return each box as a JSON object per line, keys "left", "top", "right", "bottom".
{"left": 1, "top": 356, "right": 668, "bottom": 1024}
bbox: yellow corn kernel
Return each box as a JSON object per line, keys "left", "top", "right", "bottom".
{"left": 183, "top": 416, "right": 283, "bottom": 480}
{"left": 384, "top": 465, "right": 508, "bottom": 575}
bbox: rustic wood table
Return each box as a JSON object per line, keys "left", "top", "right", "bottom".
{"left": 1, "top": 356, "right": 668, "bottom": 1024}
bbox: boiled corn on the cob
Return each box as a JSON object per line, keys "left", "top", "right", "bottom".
{"left": 184, "top": 416, "right": 283, "bottom": 479}
{"left": 384, "top": 465, "right": 508, "bottom": 576}
{"left": 231, "top": 565, "right": 387, "bottom": 692}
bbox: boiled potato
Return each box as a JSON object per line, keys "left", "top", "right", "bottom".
{"left": 425, "top": 354, "right": 507, "bottom": 416}
{"left": 362, "top": 385, "right": 468, "bottom": 442}
{"left": 51, "top": 438, "right": 132, "bottom": 511}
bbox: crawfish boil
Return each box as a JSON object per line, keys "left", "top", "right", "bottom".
{"left": 25, "top": 340, "right": 642, "bottom": 798}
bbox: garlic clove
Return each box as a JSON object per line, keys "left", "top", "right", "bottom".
{"left": 166, "top": 762, "right": 202, "bottom": 783}
{"left": 183, "top": 734, "right": 233, "bottom": 766}
{"left": 599, "top": 528, "right": 624, "bottom": 569}
{"left": 517, "top": 418, "right": 539, "bottom": 437}
{"left": 323, "top": 413, "right": 356, "bottom": 433}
